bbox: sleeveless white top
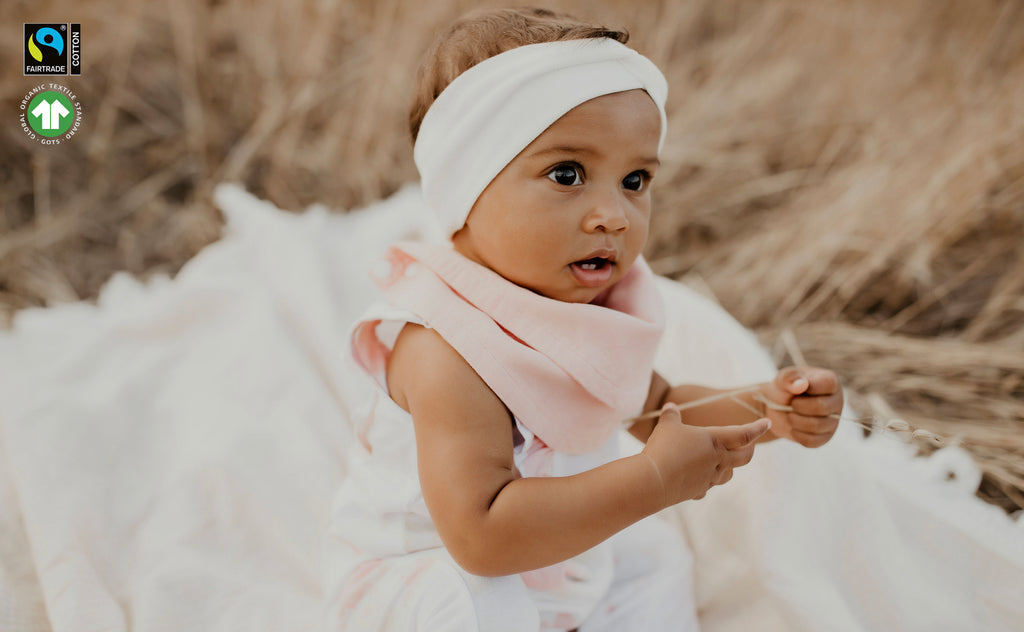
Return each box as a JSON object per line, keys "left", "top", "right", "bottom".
{"left": 325, "top": 302, "right": 621, "bottom": 621}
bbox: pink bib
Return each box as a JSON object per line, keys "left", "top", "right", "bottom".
{"left": 351, "top": 242, "right": 665, "bottom": 455}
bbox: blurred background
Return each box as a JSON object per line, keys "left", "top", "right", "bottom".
{"left": 3, "top": 0, "right": 1022, "bottom": 511}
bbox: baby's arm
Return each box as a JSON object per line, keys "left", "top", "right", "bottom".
{"left": 631, "top": 370, "right": 842, "bottom": 448}
{"left": 388, "top": 324, "right": 770, "bottom": 577}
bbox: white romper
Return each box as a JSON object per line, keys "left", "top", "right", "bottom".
{"left": 321, "top": 304, "right": 700, "bottom": 631}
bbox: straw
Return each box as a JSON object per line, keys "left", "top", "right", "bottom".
{"left": 623, "top": 386, "right": 946, "bottom": 445}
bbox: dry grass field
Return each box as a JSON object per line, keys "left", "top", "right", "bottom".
{"left": 3, "top": 0, "right": 1023, "bottom": 512}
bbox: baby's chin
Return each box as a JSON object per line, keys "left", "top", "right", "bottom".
{"left": 568, "top": 285, "right": 613, "bottom": 304}
{"left": 516, "top": 282, "right": 600, "bottom": 304}
{"left": 535, "top": 276, "right": 624, "bottom": 304}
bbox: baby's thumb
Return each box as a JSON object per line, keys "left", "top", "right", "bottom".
{"left": 657, "top": 403, "right": 681, "bottom": 423}
{"left": 713, "top": 417, "right": 772, "bottom": 450}
{"left": 775, "top": 367, "right": 810, "bottom": 395}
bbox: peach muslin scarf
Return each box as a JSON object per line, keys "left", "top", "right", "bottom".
{"left": 351, "top": 241, "right": 665, "bottom": 455}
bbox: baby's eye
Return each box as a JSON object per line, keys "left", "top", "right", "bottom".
{"left": 622, "top": 170, "right": 650, "bottom": 192}
{"left": 547, "top": 164, "right": 583, "bottom": 186}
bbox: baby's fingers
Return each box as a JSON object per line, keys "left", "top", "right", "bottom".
{"left": 783, "top": 412, "right": 839, "bottom": 448}
{"left": 711, "top": 417, "right": 772, "bottom": 452}
{"left": 711, "top": 422, "right": 768, "bottom": 487}
{"left": 790, "top": 391, "right": 844, "bottom": 418}
{"left": 724, "top": 431, "right": 762, "bottom": 470}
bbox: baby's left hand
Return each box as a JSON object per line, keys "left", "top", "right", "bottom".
{"left": 759, "top": 366, "right": 843, "bottom": 448}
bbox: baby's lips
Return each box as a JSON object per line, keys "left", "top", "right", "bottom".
{"left": 569, "top": 260, "right": 614, "bottom": 288}
{"left": 575, "top": 246, "right": 618, "bottom": 263}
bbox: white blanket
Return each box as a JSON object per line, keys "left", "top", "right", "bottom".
{"left": 2, "top": 184, "right": 1022, "bottom": 631}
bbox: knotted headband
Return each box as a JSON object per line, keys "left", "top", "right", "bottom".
{"left": 413, "top": 38, "right": 669, "bottom": 238}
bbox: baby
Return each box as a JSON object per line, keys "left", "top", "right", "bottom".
{"left": 324, "top": 8, "right": 843, "bottom": 631}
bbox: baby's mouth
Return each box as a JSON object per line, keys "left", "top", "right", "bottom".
{"left": 569, "top": 257, "right": 615, "bottom": 287}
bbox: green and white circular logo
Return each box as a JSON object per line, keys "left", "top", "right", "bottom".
{"left": 19, "top": 84, "right": 83, "bottom": 145}
{"left": 27, "top": 91, "right": 75, "bottom": 136}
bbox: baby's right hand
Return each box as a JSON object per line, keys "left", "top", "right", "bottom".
{"left": 640, "top": 404, "right": 771, "bottom": 508}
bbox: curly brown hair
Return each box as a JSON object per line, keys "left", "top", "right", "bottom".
{"left": 408, "top": 7, "right": 629, "bottom": 141}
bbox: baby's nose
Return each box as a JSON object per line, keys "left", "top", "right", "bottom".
{"left": 583, "top": 189, "right": 629, "bottom": 233}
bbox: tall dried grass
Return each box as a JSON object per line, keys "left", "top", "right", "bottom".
{"left": 2, "top": 0, "right": 1022, "bottom": 511}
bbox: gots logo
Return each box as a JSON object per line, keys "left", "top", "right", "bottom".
{"left": 19, "top": 84, "right": 83, "bottom": 146}
{"left": 24, "top": 23, "right": 81, "bottom": 75}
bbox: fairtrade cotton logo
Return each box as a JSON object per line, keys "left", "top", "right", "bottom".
{"left": 24, "top": 23, "right": 79, "bottom": 75}
{"left": 28, "top": 26, "right": 64, "bottom": 61}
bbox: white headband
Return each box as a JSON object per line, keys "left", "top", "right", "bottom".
{"left": 413, "top": 38, "right": 668, "bottom": 238}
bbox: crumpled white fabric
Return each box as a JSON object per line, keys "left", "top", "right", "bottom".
{"left": 1, "top": 183, "right": 1022, "bottom": 632}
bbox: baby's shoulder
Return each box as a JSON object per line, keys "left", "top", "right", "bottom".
{"left": 386, "top": 323, "right": 496, "bottom": 415}
{"left": 389, "top": 322, "right": 451, "bottom": 367}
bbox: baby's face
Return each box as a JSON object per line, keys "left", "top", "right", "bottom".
{"left": 452, "top": 89, "right": 661, "bottom": 303}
